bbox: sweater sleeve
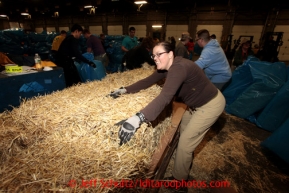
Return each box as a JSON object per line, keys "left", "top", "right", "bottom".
{"left": 140, "top": 66, "right": 186, "bottom": 121}
{"left": 195, "top": 49, "right": 211, "bottom": 69}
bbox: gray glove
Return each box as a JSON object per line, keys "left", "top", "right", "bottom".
{"left": 110, "top": 87, "right": 127, "bottom": 98}
{"left": 118, "top": 112, "right": 146, "bottom": 145}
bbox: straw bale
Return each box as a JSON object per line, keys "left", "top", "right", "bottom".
{"left": 0, "top": 64, "right": 172, "bottom": 192}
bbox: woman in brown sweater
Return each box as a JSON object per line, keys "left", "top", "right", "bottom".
{"left": 111, "top": 41, "right": 225, "bottom": 189}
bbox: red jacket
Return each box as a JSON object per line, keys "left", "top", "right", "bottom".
{"left": 186, "top": 41, "right": 194, "bottom": 52}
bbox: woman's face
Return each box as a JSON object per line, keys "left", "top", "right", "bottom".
{"left": 152, "top": 45, "right": 173, "bottom": 70}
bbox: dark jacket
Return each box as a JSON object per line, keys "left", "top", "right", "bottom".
{"left": 232, "top": 48, "right": 254, "bottom": 67}
{"left": 123, "top": 45, "right": 155, "bottom": 70}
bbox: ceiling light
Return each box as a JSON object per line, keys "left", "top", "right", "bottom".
{"left": 152, "top": 25, "right": 162, "bottom": 28}
{"left": 84, "top": 5, "right": 93, "bottom": 8}
{"left": 0, "top": 14, "right": 7, "bottom": 17}
{"left": 134, "top": 1, "right": 147, "bottom": 4}
{"left": 21, "top": 13, "right": 29, "bottom": 16}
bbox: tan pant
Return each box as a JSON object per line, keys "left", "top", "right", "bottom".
{"left": 172, "top": 89, "right": 225, "bottom": 180}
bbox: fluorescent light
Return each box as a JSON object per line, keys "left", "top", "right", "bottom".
{"left": 134, "top": 1, "right": 147, "bottom": 4}
{"left": 84, "top": 5, "right": 93, "bottom": 8}
{"left": 0, "top": 15, "right": 7, "bottom": 17}
{"left": 152, "top": 25, "right": 162, "bottom": 28}
{"left": 21, "top": 13, "right": 29, "bottom": 15}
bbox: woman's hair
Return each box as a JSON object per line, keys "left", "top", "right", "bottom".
{"left": 156, "top": 41, "right": 175, "bottom": 56}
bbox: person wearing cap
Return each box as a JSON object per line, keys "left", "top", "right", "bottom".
{"left": 175, "top": 32, "right": 191, "bottom": 59}
{"left": 232, "top": 38, "right": 254, "bottom": 67}
{"left": 194, "top": 29, "right": 232, "bottom": 91}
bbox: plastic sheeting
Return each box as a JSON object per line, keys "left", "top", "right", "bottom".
{"left": 223, "top": 56, "right": 287, "bottom": 118}
{"left": 261, "top": 118, "right": 289, "bottom": 164}
{"left": 254, "top": 79, "right": 289, "bottom": 132}
{"left": 74, "top": 53, "right": 106, "bottom": 82}
{"left": 223, "top": 56, "right": 259, "bottom": 105}
{"left": 106, "top": 40, "right": 125, "bottom": 73}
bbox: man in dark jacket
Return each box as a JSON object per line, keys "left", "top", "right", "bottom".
{"left": 122, "top": 37, "right": 156, "bottom": 70}
{"left": 55, "top": 24, "right": 96, "bottom": 87}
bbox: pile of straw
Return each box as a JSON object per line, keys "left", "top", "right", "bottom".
{"left": 0, "top": 64, "right": 172, "bottom": 192}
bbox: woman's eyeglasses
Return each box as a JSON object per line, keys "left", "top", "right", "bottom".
{"left": 151, "top": 52, "right": 168, "bottom": 59}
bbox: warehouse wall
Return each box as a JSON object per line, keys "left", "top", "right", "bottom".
{"left": 0, "top": 6, "right": 289, "bottom": 60}
{"left": 2, "top": 9, "right": 288, "bottom": 39}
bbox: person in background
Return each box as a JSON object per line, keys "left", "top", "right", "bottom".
{"left": 99, "top": 33, "right": 108, "bottom": 50}
{"left": 55, "top": 24, "right": 96, "bottom": 87}
{"left": 252, "top": 44, "right": 260, "bottom": 55}
{"left": 121, "top": 27, "right": 138, "bottom": 72}
{"left": 110, "top": 41, "right": 225, "bottom": 193}
{"left": 175, "top": 32, "right": 191, "bottom": 59}
{"left": 121, "top": 27, "right": 138, "bottom": 53}
{"left": 153, "top": 37, "right": 160, "bottom": 44}
{"left": 51, "top": 30, "right": 67, "bottom": 57}
{"left": 232, "top": 38, "right": 254, "bottom": 67}
{"left": 186, "top": 39, "right": 194, "bottom": 60}
{"left": 83, "top": 29, "right": 108, "bottom": 68}
{"left": 122, "top": 36, "right": 156, "bottom": 70}
{"left": 210, "top": 34, "right": 216, "bottom": 39}
{"left": 170, "top": 36, "right": 176, "bottom": 52}
{"left": 194, "top": 29, "right": 231, "bottom": 91}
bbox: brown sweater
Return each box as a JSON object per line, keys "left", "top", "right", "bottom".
{"left": 125, "top": 56, "right": 218, "bottom": 121}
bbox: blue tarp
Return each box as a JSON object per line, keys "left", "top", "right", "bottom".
{"left": 224, "top": 56, "right": 287, "bottom": 118}
{"left": 223, "top": 56, "right": 259, "bottom": 105}
{"left": 106, "top": 40, "right": 125, "bottom": 73}
{"left": 261, "top": 118, "right": 289, "bottom": 164}
{"left": 74, "top": 53, "right": 106, "bottom": 82}
{"left": 254, "top": 79, "right": 289, "bottom": 132}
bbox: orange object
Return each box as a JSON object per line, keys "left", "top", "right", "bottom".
{"left": 33, "top": 61, "right": 57, "bottom": 68}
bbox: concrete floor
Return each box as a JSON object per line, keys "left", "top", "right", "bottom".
{"left": 159, "top": 113, "right": 289, "bottom": 193}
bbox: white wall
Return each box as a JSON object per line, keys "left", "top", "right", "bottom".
{"left": 59, "top": 26, "right": 69, "bottom": 32}
{"left": 9, "top": 22, "right": 20, "bottom": 29}
{"left": 108, "top": 25, "right": 122, "bottom": 35}
{"left": 166, "top": 25, "right": 188, "bottom": 44}
{"left": 46, "top": 27, "right": 56, "bottom": 33}
{"left": 35, "top": 27, "right": 43, "bottom": 33}
{"left": 231, "top": 25, "right": 263, "bottom": 49}
{"left": 89, "top": 26, "right": 102, "bottom": 36}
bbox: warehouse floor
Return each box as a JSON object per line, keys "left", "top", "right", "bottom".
{"left": 159, "top": 112, "right": 289, "bottom": 193}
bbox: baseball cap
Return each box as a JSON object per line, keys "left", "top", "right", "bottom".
{"left": 181, "top": 32, "right": 192, "bottom": 41}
